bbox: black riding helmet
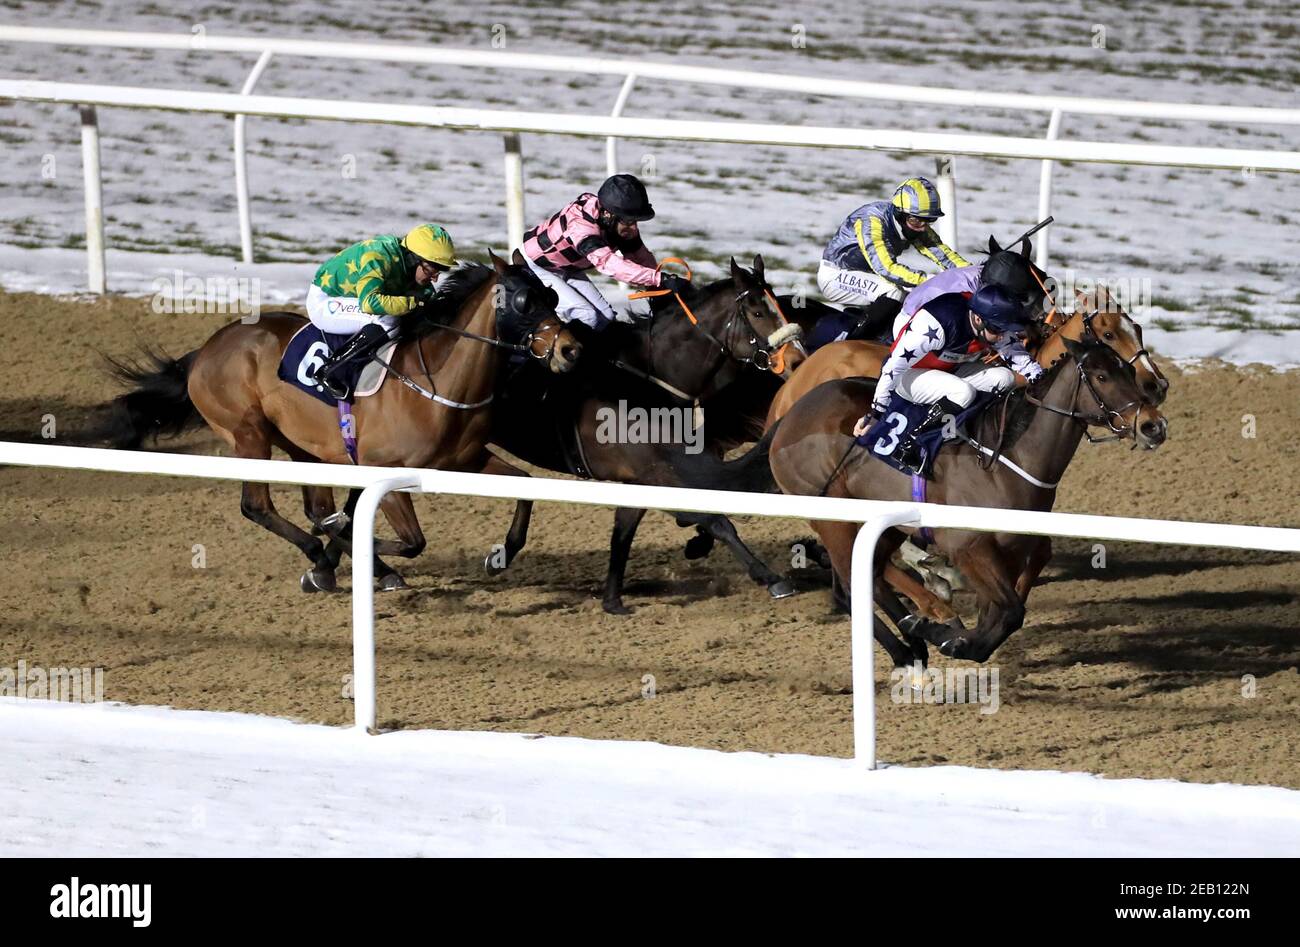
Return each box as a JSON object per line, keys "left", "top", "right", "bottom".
{"left": 597, "top": 173, "right": 655, "bottom": 222}
{"left": 981, "top": 250, "right": 1039, "bottom": 308}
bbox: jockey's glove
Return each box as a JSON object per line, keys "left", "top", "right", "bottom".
{"left": 659, "top": 273, "right": 691, "bottom": 294}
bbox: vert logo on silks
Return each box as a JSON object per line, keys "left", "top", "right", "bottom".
{"left": 49, "top": 877, "right": 152, "bottom": 927}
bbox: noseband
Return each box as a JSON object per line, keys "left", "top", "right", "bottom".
{"left": 1026, "top": 354, "right": 1142, "bottom": 443}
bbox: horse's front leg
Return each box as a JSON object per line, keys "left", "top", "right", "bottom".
{"left": 673, "top": 512, "right": 796, "bottom": 600}
{"left": 478, "top": 452, "right": 533, "bottom": 575}
{"left": 940, "top": 535, "right": 1026, "bottom": 663}
{"left": 1014, "top": 536, "right": 1053, "bottom": 603}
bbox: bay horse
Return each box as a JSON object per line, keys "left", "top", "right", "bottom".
{"left": 94, "top": 251, "right": 582, "bottom": 591}
{"left": 490, "top": 255, "right": 807, "bottom": 614}
{"left": 769, "top": 335, "right": 1168, "bottom": 668}
{"left": 765, "top": 282, "right": 1170, "bottom": 621}
{"left": 768, "top": 284, "right": 1168, "bottom": 425}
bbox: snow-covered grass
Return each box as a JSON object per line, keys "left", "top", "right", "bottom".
{"left": 7, "top": 243, "right": 1300, "bottom": 366}
{"left": 4, "top": 697, "right": 1299, "bottom": 856}
{"left": 1, "top": 0, "right": 1297, "bottom": 332}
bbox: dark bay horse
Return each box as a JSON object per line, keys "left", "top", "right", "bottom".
{"left": 94, "top": 251, "right": 581, "bottom": 591}
{"left": 490, "top": 255, "right": 807, "bottom": 613}
{"left": 769, "top": 335, "right": 1168, "bottom": 668}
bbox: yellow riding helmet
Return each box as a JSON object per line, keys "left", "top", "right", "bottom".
{"left": 402, "top": 224, "right": 458, "bottom": 267}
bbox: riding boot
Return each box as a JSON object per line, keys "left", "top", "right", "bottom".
{"left": 313, "top": 323, "right": 390, "bottom": 399}
{"left": 895, "top": 396, "right": 965, "bottom": 473}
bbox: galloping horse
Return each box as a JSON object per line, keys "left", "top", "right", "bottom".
{"left": 765, "top": 281, "right": 1170, "bottom": 621}
{"left": 769, "top": 285, "right": 1169, "bottom": 427}
{"left": 94, "top": 251, "right": 582, "bottom": 591}
{"left": 769, "top": 335, "right": 1168, "bottom": 668}
{"left": 491, "top": 255, "right": 807, "bottom": 613}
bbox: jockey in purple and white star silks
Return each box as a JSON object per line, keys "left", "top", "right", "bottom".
{"left": 854, "top": 285, "right": 1042, "bottom": 469}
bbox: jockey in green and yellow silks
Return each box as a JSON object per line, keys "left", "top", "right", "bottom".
{"left": 306, "top": 224, "right": 457, "bottom": 398}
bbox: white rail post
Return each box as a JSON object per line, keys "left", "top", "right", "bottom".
{"left": 934, "top": 156, "right": 958, "bottom": 249}
{"left": 78, "top": 105, "right": 106, "bottom": 294}
{"left": 850, "top": 508, "right": 920, "bottom": 769}
{"left": 234, "top": 50, "right": 274, "bottom": 264}
{"left": 503, "top": 132, "right": 525, "bottom": 251}
{"left": 351, "top": 475, "right": 420, "bottom": 734}
{"left": 605, "top": 73, "right": 638, "bottom": 176}
{"left": 1036, "top": 108, "right": 1063, "bottom": 271}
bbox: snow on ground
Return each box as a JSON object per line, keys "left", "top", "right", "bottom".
{"left": 4, "top": 697, "right": 1299, "bottom": 857}
{"left": 1, "top": 0, "right": 1298, "bottom": 335}
{"left": 8, "top": 242, "right": 1299, "bottom": 367}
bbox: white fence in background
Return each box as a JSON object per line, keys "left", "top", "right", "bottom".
{"left": 3, "top": 25, "right": 1299, "bottom": 290}
{"left": 3, "top": 440, "right": 1299, "bottom": 770}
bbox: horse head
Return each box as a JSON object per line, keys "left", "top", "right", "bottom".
{"left": 727, "top": 255, "right": 806, "bottom": 379}
{"left": 489, "top": 249, "right": 582, "bottom": 373}
{"left": 1033, "top": 284, "right": 1168, "bottom": 406}
{"left": 1057, "top": 335, "right": 1167, "bottom": 450}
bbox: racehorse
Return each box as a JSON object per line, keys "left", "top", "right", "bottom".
{"left": 490, "top": 255, "right": 807, "bottom": 614}
{"left": 769, "top": 334, "right": 1168, "bottom": 668}
{"left": 93, "top": 251, "right": 582, "bottom": 591}
{"left": 763, "top": 281, "right": 1171, "bottom": 621}
{"left": 768, "top": 284, "right": 1169, "bottom": 426}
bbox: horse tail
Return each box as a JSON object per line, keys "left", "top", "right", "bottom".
{"left": 88, "top": 347, "right": 204, "bottom": 449}
{"left": 667, "top": 418, "right": 782, "bottom": 494}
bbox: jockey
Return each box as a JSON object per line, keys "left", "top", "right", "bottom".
{"left": 307, "top": 224, "right": 457, "bottom": 398}
{"left": 520, "top": 173, "right": 689, "bottom": 332}
{"left": 854, "top": 285, "right": 1043, "bottom": 471}
{"left": 903, "top": 241, "right": 1042, "bottom": 322}
{"left": 818, "top": 176, "right": 969, "bottom": 328}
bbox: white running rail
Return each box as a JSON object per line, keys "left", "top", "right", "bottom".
{"left": 3, "top": 26, "right": 1298, "bottom": 283}
{"left": 3, "top": 440, "right": 1299, "bottom": 769}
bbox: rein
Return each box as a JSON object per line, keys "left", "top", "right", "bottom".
{"left": 365, "top": 281, "right": 560, "bottom": 411}
{"left": 628, "top": 257, "right": 798, "bottom": 374}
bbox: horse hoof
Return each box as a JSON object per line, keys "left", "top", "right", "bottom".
{"left": 767, "top": 580, "right": 797, "bottom": 600}
{"left": 908, "top": 636, "right": 930, "bottom": 663}
{"left": 301, "top": 569, "right": 337, "bottom": 593}
{"left": 484, "top": 553, "right": 508, "bottom": 577}
{"left": 939, "top": 636, "right": 969, "bottom": 659}
{"left": 377, "top": 573, "right": 409, "bottom": 593}
{"left": 602, "top": 599, "right": 632, "bottom": 616}
{"left": 900, "top": 661, "right": 927, "bottom": 692}
{"left": 683, "top": 534, "right": 715, "bottom": 560}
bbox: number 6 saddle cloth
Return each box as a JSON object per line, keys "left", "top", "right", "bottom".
{"left": 276, "top": 323, "right": 398, "bottom": 407}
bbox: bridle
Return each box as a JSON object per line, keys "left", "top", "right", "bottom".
{"left": 630, "top": 260, "right": 803, "bottom": 384}
{"left": 1025, "top": 349, "right": 1142, "bottom": 443}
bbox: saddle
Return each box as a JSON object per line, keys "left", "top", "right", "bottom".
{"left": 276, "top": 324, "right": 398, "bottom": 407}
{"left": 857, "top": 390, "right": 997, "bottom": 478}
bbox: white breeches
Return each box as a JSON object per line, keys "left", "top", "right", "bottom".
{"left": 894, "top": 360, "right": 1016, "bottom": 408}
{"left": 817, "top": 260, "right": 907, "bottom": 307}
{"left": 305, "top": 284, "right": 399, "bottom": 335}
{"left": 523, "top": 257, "right": 620, "bottom": 330}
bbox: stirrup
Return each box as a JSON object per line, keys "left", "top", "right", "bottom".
{"left": 318, "top": 372, "right": 349, "bottom": 400}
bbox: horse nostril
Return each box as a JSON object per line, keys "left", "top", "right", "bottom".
{"left": 562, "top": 345, "right": 580, "bottom": 362}
{"left": 1140, "top": 419, "right": 1165, "bottom": 440}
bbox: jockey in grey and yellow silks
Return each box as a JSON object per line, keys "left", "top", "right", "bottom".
{"left": 818, "top": 177, "right": 970, "bottom": 317}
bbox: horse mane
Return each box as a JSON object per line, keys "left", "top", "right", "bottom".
{"left": 647, "top": 275, "right": 734, "bottom": 317}
{"left": 975, "top": 350, "right": 1073, "bottom": 452}
{"left": 403, "top": 262, "right": 495, "bottom": 340}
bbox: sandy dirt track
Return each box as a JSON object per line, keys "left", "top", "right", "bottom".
{"left": 1, "top": 290, "right": 1298, "bottom": 787}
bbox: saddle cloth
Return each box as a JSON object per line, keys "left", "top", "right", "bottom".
{"left": 857, "top": 391, "right": 996, "bottom": 478}
{"left": 276, "top": 323, "right": 397, "bottom": 406}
